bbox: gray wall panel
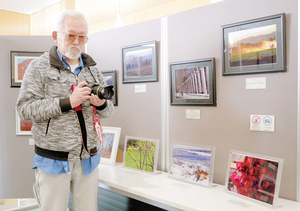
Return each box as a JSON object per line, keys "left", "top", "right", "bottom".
{"left": 0, "top": 35, "right": 53, "bottom": 198}
{"left": 168, "top": 0, "right": 297, "bottom": 201}
{"left": 87, "top": 19, "right": 162, "bottom": 169}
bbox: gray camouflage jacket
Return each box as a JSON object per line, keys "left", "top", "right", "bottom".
{"left": 16, "top": 46, "right": 114, "bottom": 160}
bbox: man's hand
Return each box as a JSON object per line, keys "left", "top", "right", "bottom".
{"left": 70, "top": 82, "right": 91, "bottom": 108}
{"left": 86, "top": 93, "right": 106, "bottom": 107}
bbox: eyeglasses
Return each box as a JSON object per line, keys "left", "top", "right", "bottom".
{"left": 61, "top": 33, "right": 89, "bottom": 44}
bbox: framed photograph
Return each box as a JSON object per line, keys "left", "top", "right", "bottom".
{"left": 225, "top": 150, "right": 283, "bottom": 207}
{"left": 16, "top": 108, "right": 33, "bottom": 135}
{"left": 102, "top": 70, "right": 118, "bottom": 106}
{"left": 99, "top": 126, "right": 121, "bottom": 165}
{"left": 123, "top": 136, "right": 159, "bottom": 174}
{"left": 221, "top": 13, "right": 286, "bottom": 76}
{"left": 10, "top": 51, "right": 43, "bottom": 87}
{"left": 122, "top": 41, "right": 158, "bottom": 83}
{"left": 170, "top": 58, "right": 216, "bottom": 106}
{"left": 169, "top": 142, "right": 215, "bottom": 188}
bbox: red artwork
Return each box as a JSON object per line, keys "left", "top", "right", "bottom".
{"left": 20, "top": 120, "right": 33, "bottom": 131}
{"left": 18, "top": 59, "right": 35, "bottom": 80}
{"left": 227, "top": 153, "right": 280, "bottom": 205}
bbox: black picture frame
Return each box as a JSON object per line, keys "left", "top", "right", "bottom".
{"left": 221, "top": 13, "right": 286, "bottom": 76}
{"left": 10, "top": 51, "right": 43, "bottom": 87}
{"left": 122, "top": 41, "right": 158, "bottom": 83}
{"left": 170, "top": 58, "right": 216, "bottom": 106}
{"left": 102, "top": 70, "right": 118, "bottom": 106}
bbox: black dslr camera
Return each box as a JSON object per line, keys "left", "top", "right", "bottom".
{"left": 91, "top": 85, "right": 114, "bottom": 100}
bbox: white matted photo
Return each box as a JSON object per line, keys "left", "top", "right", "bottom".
{"left": 169, "top": 142, "right": 215, "bottom": 188}
{"left": 99, "top": 126, "right": 121, "bottom": 165}
{"left": 16, "top": 108, "right": 32, "bottom": 135}
{"left": 123, "top": 136, "right": 159, "bottom": 174}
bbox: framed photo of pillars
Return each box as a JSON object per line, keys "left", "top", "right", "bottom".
{"left": 170, "top": 58, "right": 216, "bottom": 106}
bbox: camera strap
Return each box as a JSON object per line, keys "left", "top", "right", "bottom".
{"left": 93, "top": 106, "right": 103, "bottom": 150}
{"left": 70, "top": 84, "right": 102, "bottom": 159}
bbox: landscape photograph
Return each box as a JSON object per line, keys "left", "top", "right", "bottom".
{"left": 124, "top": 138, "right": 157, "bottom": 173}
{"left": 170, "top": 144, "right": 213, "bottom": 186}
{"left": 125, "top": 48, "right": 153, "bottom": 78}
{"left": 100, "top": 132, "right": 115, "bottom": 159}
{"left": 228, "top": 24, "right": 277, "bottom": 67}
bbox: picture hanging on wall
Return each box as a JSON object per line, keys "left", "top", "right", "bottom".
{"left": 221, "top": 13, "right": 286, "bottom": 76}
{"left": 101, "top": 70, "right": 118, "bottom": 106}
{"left": 225, "top": 150, "right": 283, "bottom": 207}
{"left": 10, "top": 51, "right": 43, "bottom": 87}
{"left": 169, "top": 142, "right": 215, "bottom": 188}
{"left": 123, "top": 136, "right": 159, "bottom": 174}
{"left": 122, "top": 41, "right": 158, "bottom": 83}
{"left": 170, "top": 58, "right": 216, "bottom": 106}
{"left": 16, "top": 108, "right": 32, "bottom": 135}
{"left": 99, "top": 126, "right": 121, "bottom": 165}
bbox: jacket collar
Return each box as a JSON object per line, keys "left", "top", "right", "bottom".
{"left": 49, "top": 46, "right": 97, "bottom": 69}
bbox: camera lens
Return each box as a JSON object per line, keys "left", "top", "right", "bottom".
{"left": 101, "top": 89, "right": 108, "bottom": 98}
{"left": 92, "top": 85, "right": 114, "bottom": 100}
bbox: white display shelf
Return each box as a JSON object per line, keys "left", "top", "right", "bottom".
{"left": 98, "top": 164, "right": 300, "bottom": 211}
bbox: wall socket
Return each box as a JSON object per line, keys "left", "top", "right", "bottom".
{"left": 29, "top": 138, "right": 34, "bottom": 145}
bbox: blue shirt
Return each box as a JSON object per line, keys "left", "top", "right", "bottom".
{"left": 33, "top": 48, "right": 100, "bottom": 176}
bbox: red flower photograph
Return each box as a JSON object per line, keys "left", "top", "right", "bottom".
{"left": 226, "top": 151, "right": 283, "bottom": 206}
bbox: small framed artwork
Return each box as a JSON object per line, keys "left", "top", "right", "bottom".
{"left": 99, "top": 126, "right": 121, "bottom": 165}
{"left": 10, "top": 51, "right": 43, "bottom": 87}
{"left": 170, "top": 58, "right": 216, "bottom": 106}
{"left": 225, "top": 150, "right": 283, "bottom": 207}
{"left": 123, "top": 136, "right": 159, "bottom": 174}
{"left": 122, "top": 41, "right": 158, "bottom": 83}
{"left": 16, "top": 109, "right": 33, "bottom": 135}
{"left": 169, "top": 142, "right": 215, "bottom": 188}
{"left": 221, "top": 13, "right": 286, "bottom": 76}
{"left": 102, "top": 70, "right": 118, "bottom": 106}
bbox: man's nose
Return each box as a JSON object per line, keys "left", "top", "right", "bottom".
{"left": 72, "top": 35, "right": 80, "bottom": 44}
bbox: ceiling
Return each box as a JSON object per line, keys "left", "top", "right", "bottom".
{"left": 0, "top": 0, "right": 62, "bottom": 15}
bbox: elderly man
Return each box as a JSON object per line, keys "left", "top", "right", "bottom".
{"left": 16, "top": 10, "right": 114, "bottom": 211}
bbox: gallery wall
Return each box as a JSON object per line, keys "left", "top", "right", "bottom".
{"left": 167, "top": 0, "right": 298, "bottom": 201}
{"left": 0, "top": 35, "right": 54, "bottom": 198}
{"left": 87, "top": 18, "right": 163, "bottom": 169}
{"left": 87, "top": 0, "right": 298, "bottom": 201}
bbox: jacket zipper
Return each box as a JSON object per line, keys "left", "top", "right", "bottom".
{"left": 45, "top": 118, "right": 51, "bottom": 136}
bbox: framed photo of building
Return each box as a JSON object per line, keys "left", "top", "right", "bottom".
{"left": 170, "top": 58, "right": 216, "bottom": 106}
{"left": 123, "top": 136, "right": 159, "bottom": 174}
{"left": 10, "top": 51, "right": 43, "bottom": 87}
{"left": 169, "top": 142, "right": 215, "bottom": 188}
{"left": 221, "top": 13, "right": 286, "bottom": 75}
{"left": 122, "top": 41, "right": 158, "bottom": 83}
{"left": 102, "top": 70, "right": 118, "bottom": 106}
{"left": 99, "top": 126, "right": 121, "bottom": 165}
{"left": 225, "top": 150, "right": 283, "bottom": 207}
{"left": 16, "top": 108, "right": 32, "bottom": 135}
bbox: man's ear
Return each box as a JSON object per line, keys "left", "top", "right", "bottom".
{"left": 52, "top": 31, "right": 58, "bottom": 43}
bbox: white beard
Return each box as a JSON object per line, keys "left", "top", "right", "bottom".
{"left": 65, "top": 46, "right": 81, "bottom": 60}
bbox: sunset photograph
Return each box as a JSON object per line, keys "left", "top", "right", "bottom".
{"left": 228, "top": 24, "right": 277, "bottom": 67}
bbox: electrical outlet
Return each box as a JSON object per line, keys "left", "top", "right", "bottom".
{"left": 29, "top": 138, "right": 34, "bottom": 145}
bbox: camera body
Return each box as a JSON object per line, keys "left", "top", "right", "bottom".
{"left": 91, "top": 85, "right": 114, "bottom": 100}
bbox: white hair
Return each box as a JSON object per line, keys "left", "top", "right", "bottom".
{"left": 55, "top": 10, "right": 88, "bottom": 33}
